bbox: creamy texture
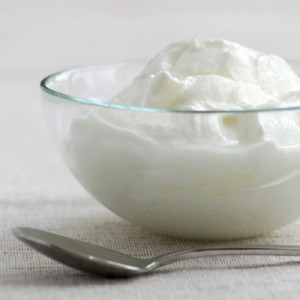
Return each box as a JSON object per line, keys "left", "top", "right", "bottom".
{"left": 60, "top": 40, "right": 300, "bottom": 239}
{"left": 113, "top": 39, "right": 300, "bottom": 110}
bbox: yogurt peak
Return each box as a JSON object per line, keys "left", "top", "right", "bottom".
{"left": 114, "top": 39, "right": 300, "bottom": 110}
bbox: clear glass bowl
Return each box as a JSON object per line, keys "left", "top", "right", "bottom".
{"left": 41, "top": 61, "right": 300, "bottom": 240}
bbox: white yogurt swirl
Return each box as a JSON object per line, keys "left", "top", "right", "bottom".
{"left": 60, "top": 40, "right": 300, "bottom": 239}
{"left": 114, "top": 39, "right": 300, "bottom": 110}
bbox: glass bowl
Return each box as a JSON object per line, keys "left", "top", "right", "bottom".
{"left": 41, "top": 61, "right": 300, "bottom": 240}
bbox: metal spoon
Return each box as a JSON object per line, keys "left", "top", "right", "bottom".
{"left": 13, "top": 227, "right": 300, "bottom": 277}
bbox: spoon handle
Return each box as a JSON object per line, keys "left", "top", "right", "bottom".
{"left": 154, "top": 245, "right": 300, "bottom": 267}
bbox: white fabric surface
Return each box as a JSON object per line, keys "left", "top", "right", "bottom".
{"left": 2, "top": 0, "right": 300, "bottom": 299}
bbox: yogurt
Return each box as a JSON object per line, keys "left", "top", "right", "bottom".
{"left": 62, "top": 40, "right": 300, "bottom": 239}
{"left": 113, "top": 39, "right": 300, "bottom": 110}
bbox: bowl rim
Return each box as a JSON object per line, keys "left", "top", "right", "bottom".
{"left": 40, "top": 60, "right": 300, "bottom": 114}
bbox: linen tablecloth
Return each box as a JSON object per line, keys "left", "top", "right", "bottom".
{"left": 2, "top": 1, "right": 300, "bottom": 299}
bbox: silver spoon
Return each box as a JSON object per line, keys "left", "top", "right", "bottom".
{"left": 13, "top": 227, "right": 300, "bottom": 277}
